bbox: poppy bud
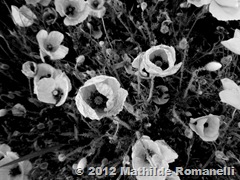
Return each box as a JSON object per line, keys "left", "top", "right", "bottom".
{"left": 204, "top": 62, "right": 222, "bottom": 71}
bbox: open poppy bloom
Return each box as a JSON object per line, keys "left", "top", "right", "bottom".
{"left": 221, "top": 29, "right": 240, "bottom": 55}
{"left": 36, "top": 30, "right": 69, "bottom": 61}
{"left": 132, "top": 45, "right": 182, "bottom": 78}
{"left": 87, "top": 0, "right": 106, "bottom": 18}
{"left": 33, "top": 63, "right": 72, "bottom": 106}
{"left": 75, "top": 75, "right": 128, "bottom": 120}
{"left": 55, "top": 0, "right": 90, "bottom": 26}
{"left": 189, "top": 114, "right": 220, "bottom": 142}
{"left": 11, "top": 5, "right": 37, "bottom": 27}
{"left": 0, "top": 144, "right": 32, "bottom": 180}
{"left": 21, "top": 61, "right": 37, "bottom": 78}
{"left": 132, "top": 135, "right": 179, "bottom": 180}
{"left": 219, "top": 78, "right": 240, "bottom": 109}
{"left": 25, "top": 0, "right": 51, "bottom": 6}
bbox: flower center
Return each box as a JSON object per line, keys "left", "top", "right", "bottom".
{"left": 52, "top": 88, "right": 64, "bottom": 103}
{"left": 66, "top": 5, "right": 75, "bottom": 16}
{"left": 39, "top": 73, "right": 51, "bottom": 80}
{"left": 151, "top": 55, "right": 169, "bottom": 70}
{"left": 88, "top": 90, "right": 108, "bottom": 109}
{"left": 9, "top": 166, "right": 21, "bottom": 177}
{"left": 46, "top": 44, "right": 53, "bottom": 51}
{"left": 92, "top": 0, "right": 100, "bottom": 9}
{"left": 29, "top": 63, "right": 35, "bottom": 72}
{"left": 204, "top": 122, "right": 209, "bottom": 128}
{"left": 144, "top": 149, "right": 155, "bottom": 162}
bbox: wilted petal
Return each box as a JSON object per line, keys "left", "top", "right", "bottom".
{"left": 11, "top": 5, "right": 36, "bottom": 27}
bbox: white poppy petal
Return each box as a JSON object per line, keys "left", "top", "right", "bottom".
{"left": 221, "top": 78, "right": 239, "bottom": 90}
{"left": 34, "top": 78, "right": 56, "bottom": 104}
{"left": 11, "top": 5, "right": 36, "bottom": 27}
{"left": 219, "top": 90, "right": 240, "bottom": 109}
{"left": 209, "top": 0, "right": 240, "bottom": 21}
{"left": 47, "top": 31, "right": 64, "bottom": 48}
{"left": 155, "top": 140, "right": 178, "bottom": 163}
{"left": 88, "top": 7, "right": 106, "bottom": 18}
{"left": 36, "top": 30, "right": 48, "bottom": 50}
{"left": 187, "top": 0, "right": 211, "bottom": 7}
{"left": 50, "top": 45, "right": 69, "bottom": 60}
{"left": 233, "top": 29, "right": 240, "bottom": 38}
{"left": 221, "top": 38, "right": 240, "bottom": 55}
{"left": 215, "top": 0, "right": 239, "bottom": 8}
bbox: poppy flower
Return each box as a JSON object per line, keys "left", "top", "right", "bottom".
{"left": 132, "top": 45, "right": 182, "bottom": 78}
{"left": 21, "top": 61, "right": 37, "bottom": 78}
{"left": 36, "top": 29, "right": 69, "bottom": 61}
{"left": 0, "top": 144, "right": 32, "bottom": 180}
{"left": 54, "top": 0, "right": 90, "bottom": 26}
{"left": 189, "top": 114, "right": 220, "bottom": 142}
{"left": 25, "top": 0, "right": 51, "bottom": 6}
{"left": 75, "top": 75, "right": 128, "bottom": 120}
{"left": 132, "top": 135, "right": 179, "bottom": 180}
{"left": 221, "top": 29, "right": 240, "bottom": 55}
{"left": 219, "top": 78, "right": 240, "bottom": 109}
{"left": 187, "top": 0, "right": 211, "bottom": 7}
{"left": 32, "top": 63, "right": 71, "bottom": 106}
{"left": 11, "top": 5, "right": 37, "bottom": 27}
{"left": 42, "top": 7, "right": 58, "bottom": 25}
{"left": 87, "top": 0, "right": 106, "bottom": 18}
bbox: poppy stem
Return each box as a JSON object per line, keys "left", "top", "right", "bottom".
{"left": 101, "top": 18, "right": 113, "bottom": 49}
{"left": 183, "top": 68, "right": 204, "bottom": 99}
{"left": 28, "top": 78, "right": 33, "bottom": 98}
{"left": 147, "top": 77, "right": 155, "bottom": 103}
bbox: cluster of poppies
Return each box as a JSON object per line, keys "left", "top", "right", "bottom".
{"left": 6, "top": 0, "right": 240, "bottom": 180}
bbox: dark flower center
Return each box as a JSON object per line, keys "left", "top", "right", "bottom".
{"left": 29, "top": 63, "right": 35, "bottom": 72}
{"left": 9, "top": 166, "right": 21, "bottom": 177}
{"left": 39, "top": 73, "right": 51, "bottom": 80}
{"left": 144, "top": 149, "right": 155, "bottom": 162}
{"left": 88, "top": 90, "right": 108, "bottom": 109}
{"left": 204, "top": 122, "right": 209, "bottom": 128}
{"left": 52, "top": 88, "right": 64, "bottom": 103}
{"left": 92, "top": 0, "right": 100, "bottom": 9}
{"left": 66, "top": 5, "right": 75, "bottom": 16}
{"left": 46, "top": 44, "right": 53, "bottom": 51}
{"left": 151, "top": 55, "right": 169, "bottom": 70}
